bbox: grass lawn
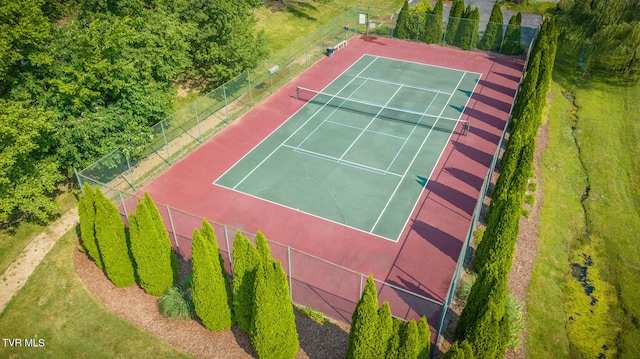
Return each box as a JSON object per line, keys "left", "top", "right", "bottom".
{"left": 0, "top": 229, "right": 192, "bottom": 358}
{"left": 526, "top": 39, "right": 640, "bottom": 358}
{"left": 0, "top": 189, "right": 78, "bottom": 275}
{"left": 254, "top": 0, "right": 404, "bottom": 53}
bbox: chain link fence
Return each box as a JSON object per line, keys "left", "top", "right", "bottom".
{"left": 76, "top": 5, "right": 540, "bottom": 353}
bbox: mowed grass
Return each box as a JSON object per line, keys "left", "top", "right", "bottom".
{"left": 254, "top": 0, "right": 404, "bottom": 53}
{"left": 0, "top": 229, "right": 192, "bottom": 359}
{"left": 526, "top": 39, "right": 640, "bottom": 358}
{"left": 0, "top": 190, "right": 78, "bottom": 275}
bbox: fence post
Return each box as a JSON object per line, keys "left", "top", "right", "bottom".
{"left": 120, "top": 191, "right": 129, "bottom": 221}
{"left": 223, "top": 83, "right": 230, "bottom": 121}
{"left": 74, "top": 168, "right": 84, "bottom": 194}
{"left": 224, "top": 225, "right": 232, "bottom": 270}
{"left": 166, "top": 205, "right": 180, "bottom": 257}
{"left": 359, "top": 273, "right": 364, "bottom": 298}
{"left": 247, "top": 71, "right": 253, "bottom": 107}
{"left": 160, "top": 121, "right": 172, "bottom": 166}
{"left": 288, "top": 246, "right": 293, "bottom": 301}
{"left": 305, "top": 36, "right": 309, "bottom": 66}
{"left": 125, "top": 154, "right": 137, "bottom": 191}
{"left": 193, "top": 102, "right": 203, "bottom": 142}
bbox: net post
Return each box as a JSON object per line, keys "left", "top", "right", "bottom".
{"left": 166, "top": 205, "right": 180, "bottom": 257}
{"left": 466, "top": 120, "right": 470, "bottom": 136}
{"left": 295, "top": 86, "right": 299, "bottom": 100}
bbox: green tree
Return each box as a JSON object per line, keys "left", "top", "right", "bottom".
{"left": 394, "top": 0, "right": 411, "bottom": 39}
{"left": 250, "top": 257, "right": 299, "bottom": 359}
{"left": 443, "top": 340, "right": 474, "bottom": 358}
{"left": 502, "top": 13, "right": 524, "bottom": 55}
{"left": 347, "top": 275, "right": 381, "bottom": 358}
{"left": 444, "top": 0, "right": 464, "bottom": 45}
{"left": 128, "top": 193, "right": 176, "bottom": 296}
{"left": 398, "top": 319, "right": 420, "bottom": 359}
{"left": 385, "top": 318, "right": 403, "bottom": 358}
{"left": 0, "top": 100, "right": 62, "bottom": 224}
{"left": 417, "top": 316, "right": 431, "bottom": 359}
{"left": 78, "top": 183, "right": 103, "bottom": 269}
{"left": 424, "top": 0, "right": 443, "bottom": 44}
{"left": 377, "top": 302, "right": 394, "bottom": 355}
{"left": 478, "top": 1, "right": 504, "bottom": 52}
{"left": 232, "top": 231, "right": 261, "bottom": 333}
{"left": 191, "top": 219, "right": 234, "bottom": 331}
{"left": 94, "top": 188, "right": 136, "bottom": 288}
{"left": 0, "top": 0, "right": 52, "bottom": 94}
{"left": 455, "top": 6, "right": 479, "bottom": 50}
{"left": 189, "top": 0, "right": 267, "bottom": 89}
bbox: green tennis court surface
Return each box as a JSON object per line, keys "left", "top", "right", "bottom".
{"left": 214, "top": 55, "right": 480, "bottom": 241}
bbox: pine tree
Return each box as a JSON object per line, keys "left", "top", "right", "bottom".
{"left": 478, "top": 1, "right": 504, "bottom": 51}
{"left": 377, "top": 302, "right": 394, "bottom": 355}
{"left": 128, "top": 193, "right": 175, "bottom": 296}
{"left": 394, "top": 0, "right": 411, "bottom": 39}
{"left": 347, "top": 275, "right": 381, "bottom": 358}
{"left": 191, "top": 220, "right": 234, "bottom": 331}
{"left": 250, "top": 257, "right": 299, "bottom": 359}
{"left": 443, "top": 340, "right": 474, "bottom": 358}
{"left": 385, "top": 318, "right": 403, "bottom": 358}
{"left": 502, "top": 12, "right": 524, "bottom": 55}
{"left": 232, "top": 231, "right": 261, "bottom": 333}
{"left": 398, "top": 319, "right": 420, "bottom": 359}
{"left": 416, "top": 316, "right": 431, "bottom": 359}
{"left": 78, "top": 183, "right": 103, "bottom": 269}
{"left": 444, "top": 0, "right": 464, "bottom": 45}
{"left": 94, "top": 188, "right": 136, "bottom": 288}
{"left": 424, "top": 0, "right": 444, "bottom": 44}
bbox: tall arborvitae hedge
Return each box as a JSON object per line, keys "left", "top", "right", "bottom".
{"left": 398, "top": 320, "right": 420, "bottom": 359}
{"left": 444, "top": 0, "right": 464, "bottom": 45}
{"left": 232, "top": 231, "right": 261, "bottom": 333}
{"left": 424, "top": 0, "right": 443, "bottom": 44}
{"left": 386, "top": 318, "right": 403, "bottom": 358}
{"left": 347, "top": 275, "right": 380, "bottom": 358}
{"left": 478, "top": 1, "right": 504, "bottom": 52}
{"left": 191, "top": 219, "right": 234, "bottom": 331}
{"left": 250, "top": 256, "right": 299, "bottom": 359}
{"left": 417, "top": 316, "right": 431, "bottom": 359}
{"left": 449, "top": 17, "right": 559, "bottom": 358}
{"left": 443, "top": 340, "right": 474, "bottom": 358}
{"left": 378, "top": 302, "right": 394, "bottom": 355}
{"left": 455, "top": 6, "right": 479, "bottom": 50}
{"left": 78, "top": 183, "right": 103, "bottom": 269}
{"left": 94, "top": 188, "right": 136, "bottom": 288}
{"left": 502, "top": 12, "right": 524, "bottom": 55}
{"left": 128, "top": 193, "right": 176, "bottom": 296}
{"left": 394, "top": 0, "right": 411, "bottom": 39}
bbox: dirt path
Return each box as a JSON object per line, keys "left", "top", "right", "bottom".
{"left": 0, "top": 208, "right": 79, "bottom": 313}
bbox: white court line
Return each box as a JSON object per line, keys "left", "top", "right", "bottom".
{"left": 338, "top": 85, "right": 405, "bottom": 161}
{"left": 355, "top": 75, "right": 451, "bottom": 96}
{"left": 230, "top": 57, "right": 380, "bottom": 190}
{"left": 324, "top": 120, "right": 408, "bottom": 140}
{"left": 370, "top": 70, "right": 469, "bottom": 234}
{"left": 212, "top": 53, "right": 377, "bottom": 185}
{"left": 283, "top": 145, "right": 404, "bottom": 177}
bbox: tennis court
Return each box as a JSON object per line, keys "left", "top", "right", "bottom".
{"left": 214, "top": 55, "right": 480, "bottom": 241}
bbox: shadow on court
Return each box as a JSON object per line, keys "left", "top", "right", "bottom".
{"left": 478, "top": 79, "right": 517, "bottom": 97}
{"left": 410, "top": 219, "right": 462, "bottom": 261}
{"left": 453, "top": 141, "right": 494, "bottom": 167}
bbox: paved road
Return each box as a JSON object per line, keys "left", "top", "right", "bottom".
{"left": 409, "top": 0, "right": 544, "bottom": 47}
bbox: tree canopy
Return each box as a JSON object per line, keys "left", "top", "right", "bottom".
{"left": 0, "top": 0, "right": 266, "bottom": 225}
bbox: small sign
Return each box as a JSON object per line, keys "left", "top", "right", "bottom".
{"left": 369, "top": 22, "right": 376, "bottom": 29}
{"left": 268, "top": 65, "right": 279, "bottom": 75}
{"left": 359, "top": 14, "right": 366, "bottom": 24}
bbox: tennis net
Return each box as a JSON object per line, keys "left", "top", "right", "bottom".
{"left": 295, "top": 86, "right": 469, "bottom": 136}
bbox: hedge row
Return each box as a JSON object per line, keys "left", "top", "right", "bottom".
{"left": 346, "top": 275, "right": 430, "bottom": 359}
{"left": 393, "top": 0, "right": 525, "bottom": 54}
{"left": 449, "top": 17, "right": 559, "bottom": 358}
